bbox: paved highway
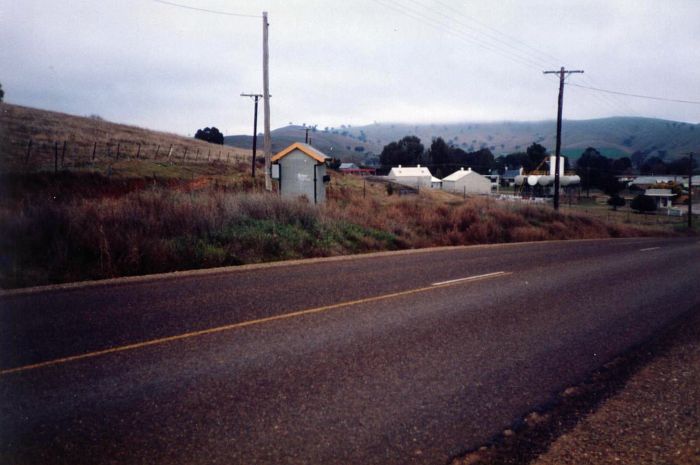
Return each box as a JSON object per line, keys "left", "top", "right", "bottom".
{"left": 1, "top": 237, "right": 698, "bottom": 464}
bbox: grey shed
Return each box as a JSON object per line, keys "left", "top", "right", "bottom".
{"left": 271, "top": 142, "right": 330, "bottom": 204}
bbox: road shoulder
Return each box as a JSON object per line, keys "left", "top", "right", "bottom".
{"left": 452, "top": 308, "right": 700, "bottom": 465}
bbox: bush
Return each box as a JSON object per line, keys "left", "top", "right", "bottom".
{"left": 607, "top": 195, "right": 626, "bottom": 210}
{"left": 630, "top": 194, "right": 657, "bottom": 213}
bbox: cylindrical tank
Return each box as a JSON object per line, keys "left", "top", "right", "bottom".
{"left": 527, "top": 175, "right": 540, "bottom": 186}
{"left": 538, "top": 175, "right": 554, "bottom": 186}
{"left": 560, "top": 175, "right": 581, "bottom": 186}
{"left": 514, "top": 175, "right": 525, "bottom": 186}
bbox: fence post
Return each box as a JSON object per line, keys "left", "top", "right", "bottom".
{"left": 154, "top": 144, "right": 160, "bottom": 159}
{"left": 92, "top": 141, "right": 97, "bottom": 161}
{"left": 183, "top": 147, "right": 188, "bottom": 161}
{"left": 167, "top": 144, "right": 173, "bottom": 162}
{"left": 25, "top": 139, "right": 33, "bottom": 165}
{"left": 116, "top": 143, "right": 121, "bottom": 160}
{"left": 61, "top": 141, "right": 67, "bottom": 167}
{"left": 54, "top": 141, "right": 58, "bottom": 174}
{"left": 208, "top": 149, "right": 211, "bottom": 162}
{"left": 136, "top": 143, "right": 141, "bottom": 159}
{"left": 195, "top": 149, "right": 199, "bottom": 161}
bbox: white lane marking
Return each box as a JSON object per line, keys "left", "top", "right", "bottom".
{"left": 431, "top": 271, "right": 508, "bottom": 287}
{"left": 639, "top": 247, "right": 661, "bottom": 252}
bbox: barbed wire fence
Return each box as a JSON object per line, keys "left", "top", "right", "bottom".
{"left": 2, "top": 137, "right": 251, "bottom": 173}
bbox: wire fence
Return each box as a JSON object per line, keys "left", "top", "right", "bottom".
{"left": 1, "top": 138, "right": 251, "bottom": 173}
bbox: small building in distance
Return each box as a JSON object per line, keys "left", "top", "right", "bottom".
{"left": 386, "top": 165, "right": 433, "bottom": 189}
{"left": 271, "top": 142, "right": 330, "bottom": 204}
{"left": 339, "top": 162, "right": 376, "bottom": 176}
{"left": 644, "top": 188, "right": 675, "bottom": 208}
{"left": 442, "top": 167, "right": 492, "bottom": 195}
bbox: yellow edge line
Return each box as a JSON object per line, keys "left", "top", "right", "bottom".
{"left": 0, "top": 271, "right": 511, "bottom": 376}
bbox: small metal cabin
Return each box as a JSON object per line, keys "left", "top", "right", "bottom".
{"left": 271, "top": 143, "right": 330, "bottom": 204}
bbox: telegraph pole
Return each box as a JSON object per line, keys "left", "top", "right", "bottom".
{"left": 262, "top": 11, "right": 272, "bottom": 191}
{"left": 240, "top": 93, "right": 262, "bottom": 178}
{"left": 689, "top": 153, "right": 694, "bottom": 229}
{"left": 304, "top": 127, "right": 311, "bottom": 144}
{"left": 543, "top": 67, "right": 584, "bottom": 210}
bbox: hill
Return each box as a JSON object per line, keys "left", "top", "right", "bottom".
{"left": 225, "top": 117, "right": 700, "bottom": 163}
{"left": 0, "top": 103, "right": 251, "bottom": 174}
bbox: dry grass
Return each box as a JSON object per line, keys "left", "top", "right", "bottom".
{"left": 0, "top": 103, "right": 250, "bottom": 172}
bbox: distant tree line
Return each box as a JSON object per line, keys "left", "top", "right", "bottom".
{"left": 378, "top": 136, "right": 696, "bottom": 184}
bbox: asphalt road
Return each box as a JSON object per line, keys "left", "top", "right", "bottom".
{"left": 1, "top": 237, "right": 698, "bottom": 464}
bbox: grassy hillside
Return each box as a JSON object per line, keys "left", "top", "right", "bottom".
{"left": 225, "top": 117, "right": 700, "bottom": 163}
{"left": 225, "top": 125, "right": 370, "bottom": 164}
{"left": 0, "top": 103, "right": 251, "bottom": 174}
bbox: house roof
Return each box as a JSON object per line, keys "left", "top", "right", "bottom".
{"left": 442, "top": 167, "right": 486, "bottom": 182}
{"left": 645, "top": 188, "right": 675, "bottom": 197}
{"left": 388, "top": 165, "right": 433, "bottom": 177}
{"left": 271, "top": 142, "right": 329, "bottom": 163}
{"left": 630, "top": 176, "right": 677, "bottom": 185}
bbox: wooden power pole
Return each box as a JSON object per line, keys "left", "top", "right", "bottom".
{"left": 241, "top": 93, "right": 262, "bottom": 178}
{"left": 262, "top": 11, "right": 272, "bottom": 191}
{"left": 543, "top": 67, "right": 583, "bottom": 210}
{"left": 689, "top": 153, "right": 694, "bottom": 229}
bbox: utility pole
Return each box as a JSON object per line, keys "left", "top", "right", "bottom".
{"left": 304, "top": 127, "right": 311, "bottom": 144}
{"left": 241, "top": 93, "right": 263, "bottom": 178}
{"left": 262, "top": 11, "right": 272, "bottom": 191}
{"left": 543, "top": 66, "right": 583, "bottom": 210}
{"left": 689, "top": 152, "right": 694, "bottom": 229}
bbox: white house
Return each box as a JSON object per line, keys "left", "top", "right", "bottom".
{"left": 442, "top": 167, "right": 492, "bottom": 195}
{"left": 386, "top": 165, "right": 433, "bottom": 188}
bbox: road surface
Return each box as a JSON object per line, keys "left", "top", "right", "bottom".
{"left": 1, "top": 237, "right": 698, "bottom": 464}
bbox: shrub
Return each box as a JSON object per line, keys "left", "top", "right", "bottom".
{"left": 607, "top": 195, "right": 626, "bottom": 210}
{"left": 630, "top": 194, "right": 657, "bottom": 213}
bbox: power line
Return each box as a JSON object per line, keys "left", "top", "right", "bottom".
{"left": 567, "top": 83, "right": 700, "bottom": 105}
{"left": 152, "top": 0, "right": 260, "bottom": 18}
{"left": 373, "top": 0, "right": 548, "bottom": 73}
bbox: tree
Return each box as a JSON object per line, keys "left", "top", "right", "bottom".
{"left": 379, "top": 136, "right": 424, "bottom": 167}
{"left": 194, "top": 127, "right": 224, "bottom": 145}
{"left": 630, "top": 194, "right": 657, "bottom": 213}
{"left": 612, "top": 157, "right": 632, "bottom": 175}
{"left": 526, "top": 143, "right": 548, "bottom": 169}
{"left": 607, "top": 195, "right": 626, "bottom": 210}
{"left": 427, "top": 137, "right": 452, "bottom": 178}
{"left": 576, "top": 147, "right": 612, "bottom": 191}
{"left": 640, "top": 156, "right": 667, "bottom": 175}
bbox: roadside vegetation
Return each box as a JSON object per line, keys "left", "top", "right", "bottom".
{"left": 0, "top": 169, "right": 672, "bottom": 289}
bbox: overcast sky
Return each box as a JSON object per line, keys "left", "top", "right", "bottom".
{"left": 1, "top": 0, "right": 699, "bottom": 136}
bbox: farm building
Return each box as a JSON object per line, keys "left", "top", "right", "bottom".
{"left": 644, "top": 188, "right": 675, "bottom": 208}
{"left": 386, "top": 165, "right": 433, "bottom": 189}
{"left": 442, "top": 167, "right": 492, "bottom": 195}
{"left": 271, "top": 142, "right": 330, "bottom": 204}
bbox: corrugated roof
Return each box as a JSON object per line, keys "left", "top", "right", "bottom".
{"left": 645, "top": 188, "right": 675, "bottom": 197}
{"left": 442, "top": 168, "right": 485, "bottom": 182}
{"left": 271, "top": 142, "right": 329, "bottom": 163}
{"left": 388, "top": 166, "right": 433, "bottom": 177}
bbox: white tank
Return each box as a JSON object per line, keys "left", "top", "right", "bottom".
{"left": 560, "top": 175, "right": 581, "bottom": 186}
{"left": 527, "top": 175, "right": 540, "bottom": 186}
{"left": 514, "top": 175, "right": 525, "bottom": 186}
{"left": 538, "top": 175, "right": 554, "bottom": 186}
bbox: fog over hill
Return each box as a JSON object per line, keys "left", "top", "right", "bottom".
{"left": 225, "top": 117, "right": 700, "bottom": 163}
